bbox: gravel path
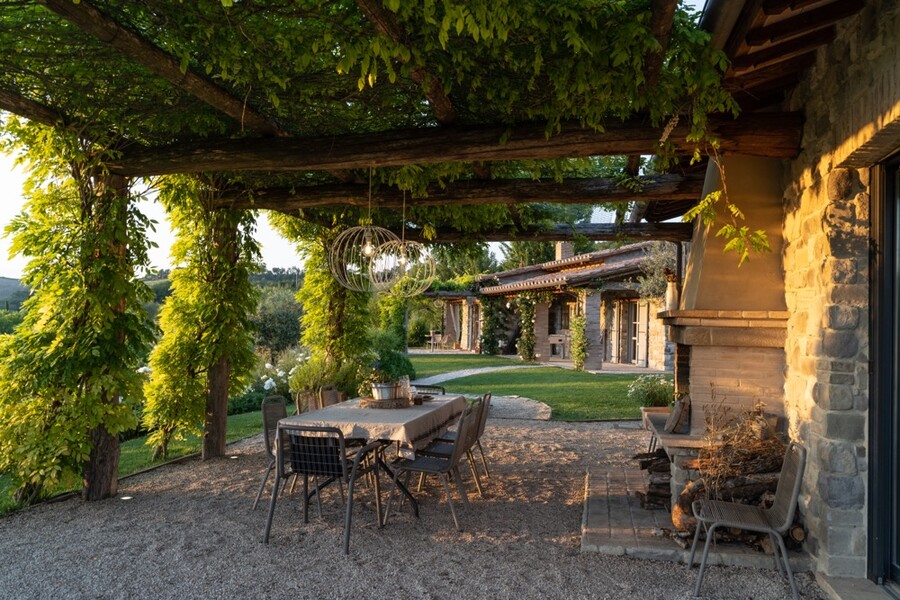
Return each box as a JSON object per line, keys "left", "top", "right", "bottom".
{"left": 413, "top": 363, "right": 544, "bottom": 385}
{"left": 0, "top": 413, "right": 826, "bottom": 599}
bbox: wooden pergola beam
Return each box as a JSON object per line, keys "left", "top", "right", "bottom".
{"left": 644, "top": 0, "right": 678, "bottom": 88}
{"left": 355, "top": 0, "right": 457, "bottom": 125}
{"left": 39, "top": 0, "right": 284, "bottom": 136}
{"left": 109, "top": 112, "right": 803, "bottom": 176}
{"left": 385, "top": 222, "right": 694, "bottom": 243}
{"left": 0, "top": 88, "right": 68, "bottom": 128}
{"left": 213, "top": 173, "right": 704, "bottom": 210}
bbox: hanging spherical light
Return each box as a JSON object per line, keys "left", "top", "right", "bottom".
{"left": 328, "top": 225, "right": 400, "bottom": 292}
{"left": 369, "top": 239, "right": 436, "bottom": 297}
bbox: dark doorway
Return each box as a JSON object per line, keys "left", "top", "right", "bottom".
{"left": 871, "top": 152, "right": 900, "bottom": 589}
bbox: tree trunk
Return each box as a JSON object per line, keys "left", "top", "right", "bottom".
{"left": 84, "top": 420, "right": 120, "bottom": 500}
{"left": 82, "top": 172, "right": 128, "bottom": 500}
{"left": 203, "top": 353, "right": 231, "bottom": 459}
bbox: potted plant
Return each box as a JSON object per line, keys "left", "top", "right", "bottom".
{"left": 367, "top": 329, "right": 416, "bottom": 400}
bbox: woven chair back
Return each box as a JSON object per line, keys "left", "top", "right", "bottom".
{"left": 261, "top": 396, "right": 287, "bottom": 460}
{"left": 770, "top": 442, "right": 807, "bottom": 533}
{"left": 284, "top": 426, "right": 349, "bottom": 481}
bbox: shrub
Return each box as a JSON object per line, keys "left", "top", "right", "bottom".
{"left": 408, "top": 317, "right": 430, "bottom": 347}
{"left": 626, "top": 374, "right": 674, "bottom": 407}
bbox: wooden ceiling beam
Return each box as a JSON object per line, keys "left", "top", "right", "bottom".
{"left": 212, "top": 173, "right": 704, "bottom": 210}
{"left": 109, "top": 112, "right": 803, "bottom": 176}
{"left": 394, "top": 222, "right": 694, "bottom": 243}
{"left": 746, "top": 0, "right": 865, "bottom": 47}
{"left": 726, "top": 52, "right": 817, "bottom": 92}
{"left": 763, "top": 0, "right": 840, "bottom": 16}
{"left": 355, "top": 0, "right": 457, "bottom": 125}
{"left": 731, "top": 26, "right": 835, "bottom": 73}
{"left": 38, "top": 0, "right": 285, "bottom": 136}
{"left": 724, "top": 0, "right": 767, "bottom": 59}
{"left": 316, "top": 222, "right": 694, "bottom": 243}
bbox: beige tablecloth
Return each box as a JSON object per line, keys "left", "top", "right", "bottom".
{"left": 280, "top": 394, "right": 465, "bottom": 448}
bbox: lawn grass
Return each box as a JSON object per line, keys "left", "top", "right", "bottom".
{"left": 1, "top": 411, "right": 263, "bottom": 515}
{"left": 408, "top": 353, "right": 523, "bottom": 379}
{"left": 440, "top": 367, "right": 649, "bottom": 421}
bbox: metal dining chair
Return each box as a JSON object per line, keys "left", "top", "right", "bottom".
{"left": 436, "top": 392, "right": 492, "bottom": 478}
{"left": 383, "top": 403, "right": 479, "bottom": 531}
{"left": 418, "top": 394, "right": 488, "bottom": 496}
{"left": 262, "top": 424, "right": 384, "bottom": 555}
{"left": 251, "top": 395, "right": 288, "bottom": 510}
{"left": 687, "top": 441, "right": 807, "bottom": 600}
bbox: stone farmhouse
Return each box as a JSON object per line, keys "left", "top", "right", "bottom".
{"left": 646, "top": 0, "right": 900, "bottom": 586}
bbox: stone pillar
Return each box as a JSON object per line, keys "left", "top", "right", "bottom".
{"left": 533, "top": 302, "right": 550, "bottom": 360}
{"left": 583, "top": 291, "right": 603, "bottom": 370}
{"left": 784, "top": 166, "right": 870, "bottom": 577}
{"left": 459, "top": 300, "right": 471, "bottom": 350}
{"left": 555, "top": 241, "right": 574, "bottom": 260}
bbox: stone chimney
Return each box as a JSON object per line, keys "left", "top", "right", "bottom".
{"left": 555, "top": 241, "right": 574, "bottom": 260}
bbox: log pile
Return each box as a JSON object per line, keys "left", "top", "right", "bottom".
{"left": 633, "top": 448, "right": 671, "bottom": 510}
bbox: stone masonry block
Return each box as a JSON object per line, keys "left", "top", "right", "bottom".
{"left": 822, "top": 330, "right": 859, "bottom": 358}
{"left": 829, "top": 284, "right": 868, "bottom": 305}
{"left": 816, "top": 473, "right": 865, "bottom": 509}
{"left": 824, "top": 411, "right": 865, "bottom": 441}
{"left": 823, "top": 526, "right": 867, "bottom": 556}
{"left": 818, "top": 440, "right": 858, "bottom": 475}
{"left": 813, "top": 383, "right": 854, "bottom": 410}
{"left": 828, "top": 372, "right": 855, "bottom": 385}
{"left": 824, "top": 304, "right": 859, "bottom": 329}
{"left": 824, "top": 258, "right": 858, "bottom": 284}
{"left": 827, "top": 228, "right": 867, "bottom": 258}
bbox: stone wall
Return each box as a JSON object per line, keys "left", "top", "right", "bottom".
{"left": 646, "top": 298, "right": 669, "bottom": 370}
{"left": 781, "top": 0, "right": 900, "bottom": 578}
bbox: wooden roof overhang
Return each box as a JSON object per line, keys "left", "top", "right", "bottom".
{"left": 0, "top": 1, "right": 837, "bottom": 245}
{"left": 479, "top": 257, "right": 645, "bottom": 296}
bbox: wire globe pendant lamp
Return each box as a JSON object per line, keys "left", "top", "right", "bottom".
{"left": 369, "top": 191, "right": 436, "bottom": 297}
{"left": 327, "top": 169, "right": 400, "bottom": 292}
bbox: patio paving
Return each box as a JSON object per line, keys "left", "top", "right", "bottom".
{"left": 582, "top": 466, "right": 815, "bottom": 572}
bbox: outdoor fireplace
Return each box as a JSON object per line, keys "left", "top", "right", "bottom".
{"left": 650, "top": 157, "right": 790, "bottom": 503}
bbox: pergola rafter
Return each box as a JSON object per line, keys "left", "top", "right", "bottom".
{"left": 38, "top": 0, "right": 285, "bottom": 137}
{"left": 355, "top": 0, "right": 457, "bottom": 125}
{"left": 213, "top": 173, "right": 704, "bottom": 211}
{"left": 109, "top": 112, "right": 802, "bottom": 177}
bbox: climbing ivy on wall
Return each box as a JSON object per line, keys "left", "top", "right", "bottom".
{"left": 478, "top": 296, "right": 504, "bottom": 355}
{"left": 570, "top": 292, "right": 589, "bottom": 371}
{"left": 515, "top": 294, "right": 537, "bottom": 362}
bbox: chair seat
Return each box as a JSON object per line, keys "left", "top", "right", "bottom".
{"left": 695, "top": 499, "right": 774, "bottom": 532}
{"left": 395, "top": 454, "right": 451, "bottom": 475}
{"left": 419, "top": 441, "right": 454, "bottom": 457}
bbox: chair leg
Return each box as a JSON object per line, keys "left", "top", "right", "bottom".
{"left": 252, "top": 461, "right": 275, "bottom": 510}
{"left": 451, "top": 465, "right": 470, "bottom": 509}
{"left": 382, "top": 469, "right": 402, "bottom": 526}
{"left": 476, "top": 440, "right": 490, "bottom": 479}
{"left": 262, "top": 471, "right": 282, "bottom": 544}
{"left": 774, "top": 532, "right": 800, "bottom": 600}
{"left": 417, "top": 472, "right": 426, "bottom": 493}
{"left": 302, "top": 474, "right": 310, "bottom": 524}
{"left": 372, "top": 456, "right": 383, "bottom": 530}
{"left": 694, "top": 523, "right": 720, "bottom": 597}
{"left": 467, "top": 450, "right": 484, "bottom": 497}
{"left": 688, "top": 521, "right": 704, "bottom": 567}
{"left": 769, "top": 533, "right": 786, "bottom": 577}
{"left": 441, "top": 474, "right": 461, "bottom": 531}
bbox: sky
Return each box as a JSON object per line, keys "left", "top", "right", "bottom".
{"left": 0, "top": 152, "right": 305, "bottom": 279}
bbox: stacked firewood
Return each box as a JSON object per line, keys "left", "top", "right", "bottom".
{"left": 633, "top": 448, "right": 671, "bottom": 510}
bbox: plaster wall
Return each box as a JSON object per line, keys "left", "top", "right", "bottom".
{"left": 781, "top": 0, "right": 900, "bottom": 578}
{"left": 681, "top": 157, "right": 787, "bottom": 312}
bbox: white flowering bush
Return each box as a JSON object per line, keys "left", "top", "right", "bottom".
{"left": 626, "top": 374, "right": 674, "bottom": 407}
{"left": 228, "top": 347, "right": 310, "bottom": 414}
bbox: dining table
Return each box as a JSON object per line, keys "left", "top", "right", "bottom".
{"left": 279, "top": 393, "right": 466, "bottom": 516}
